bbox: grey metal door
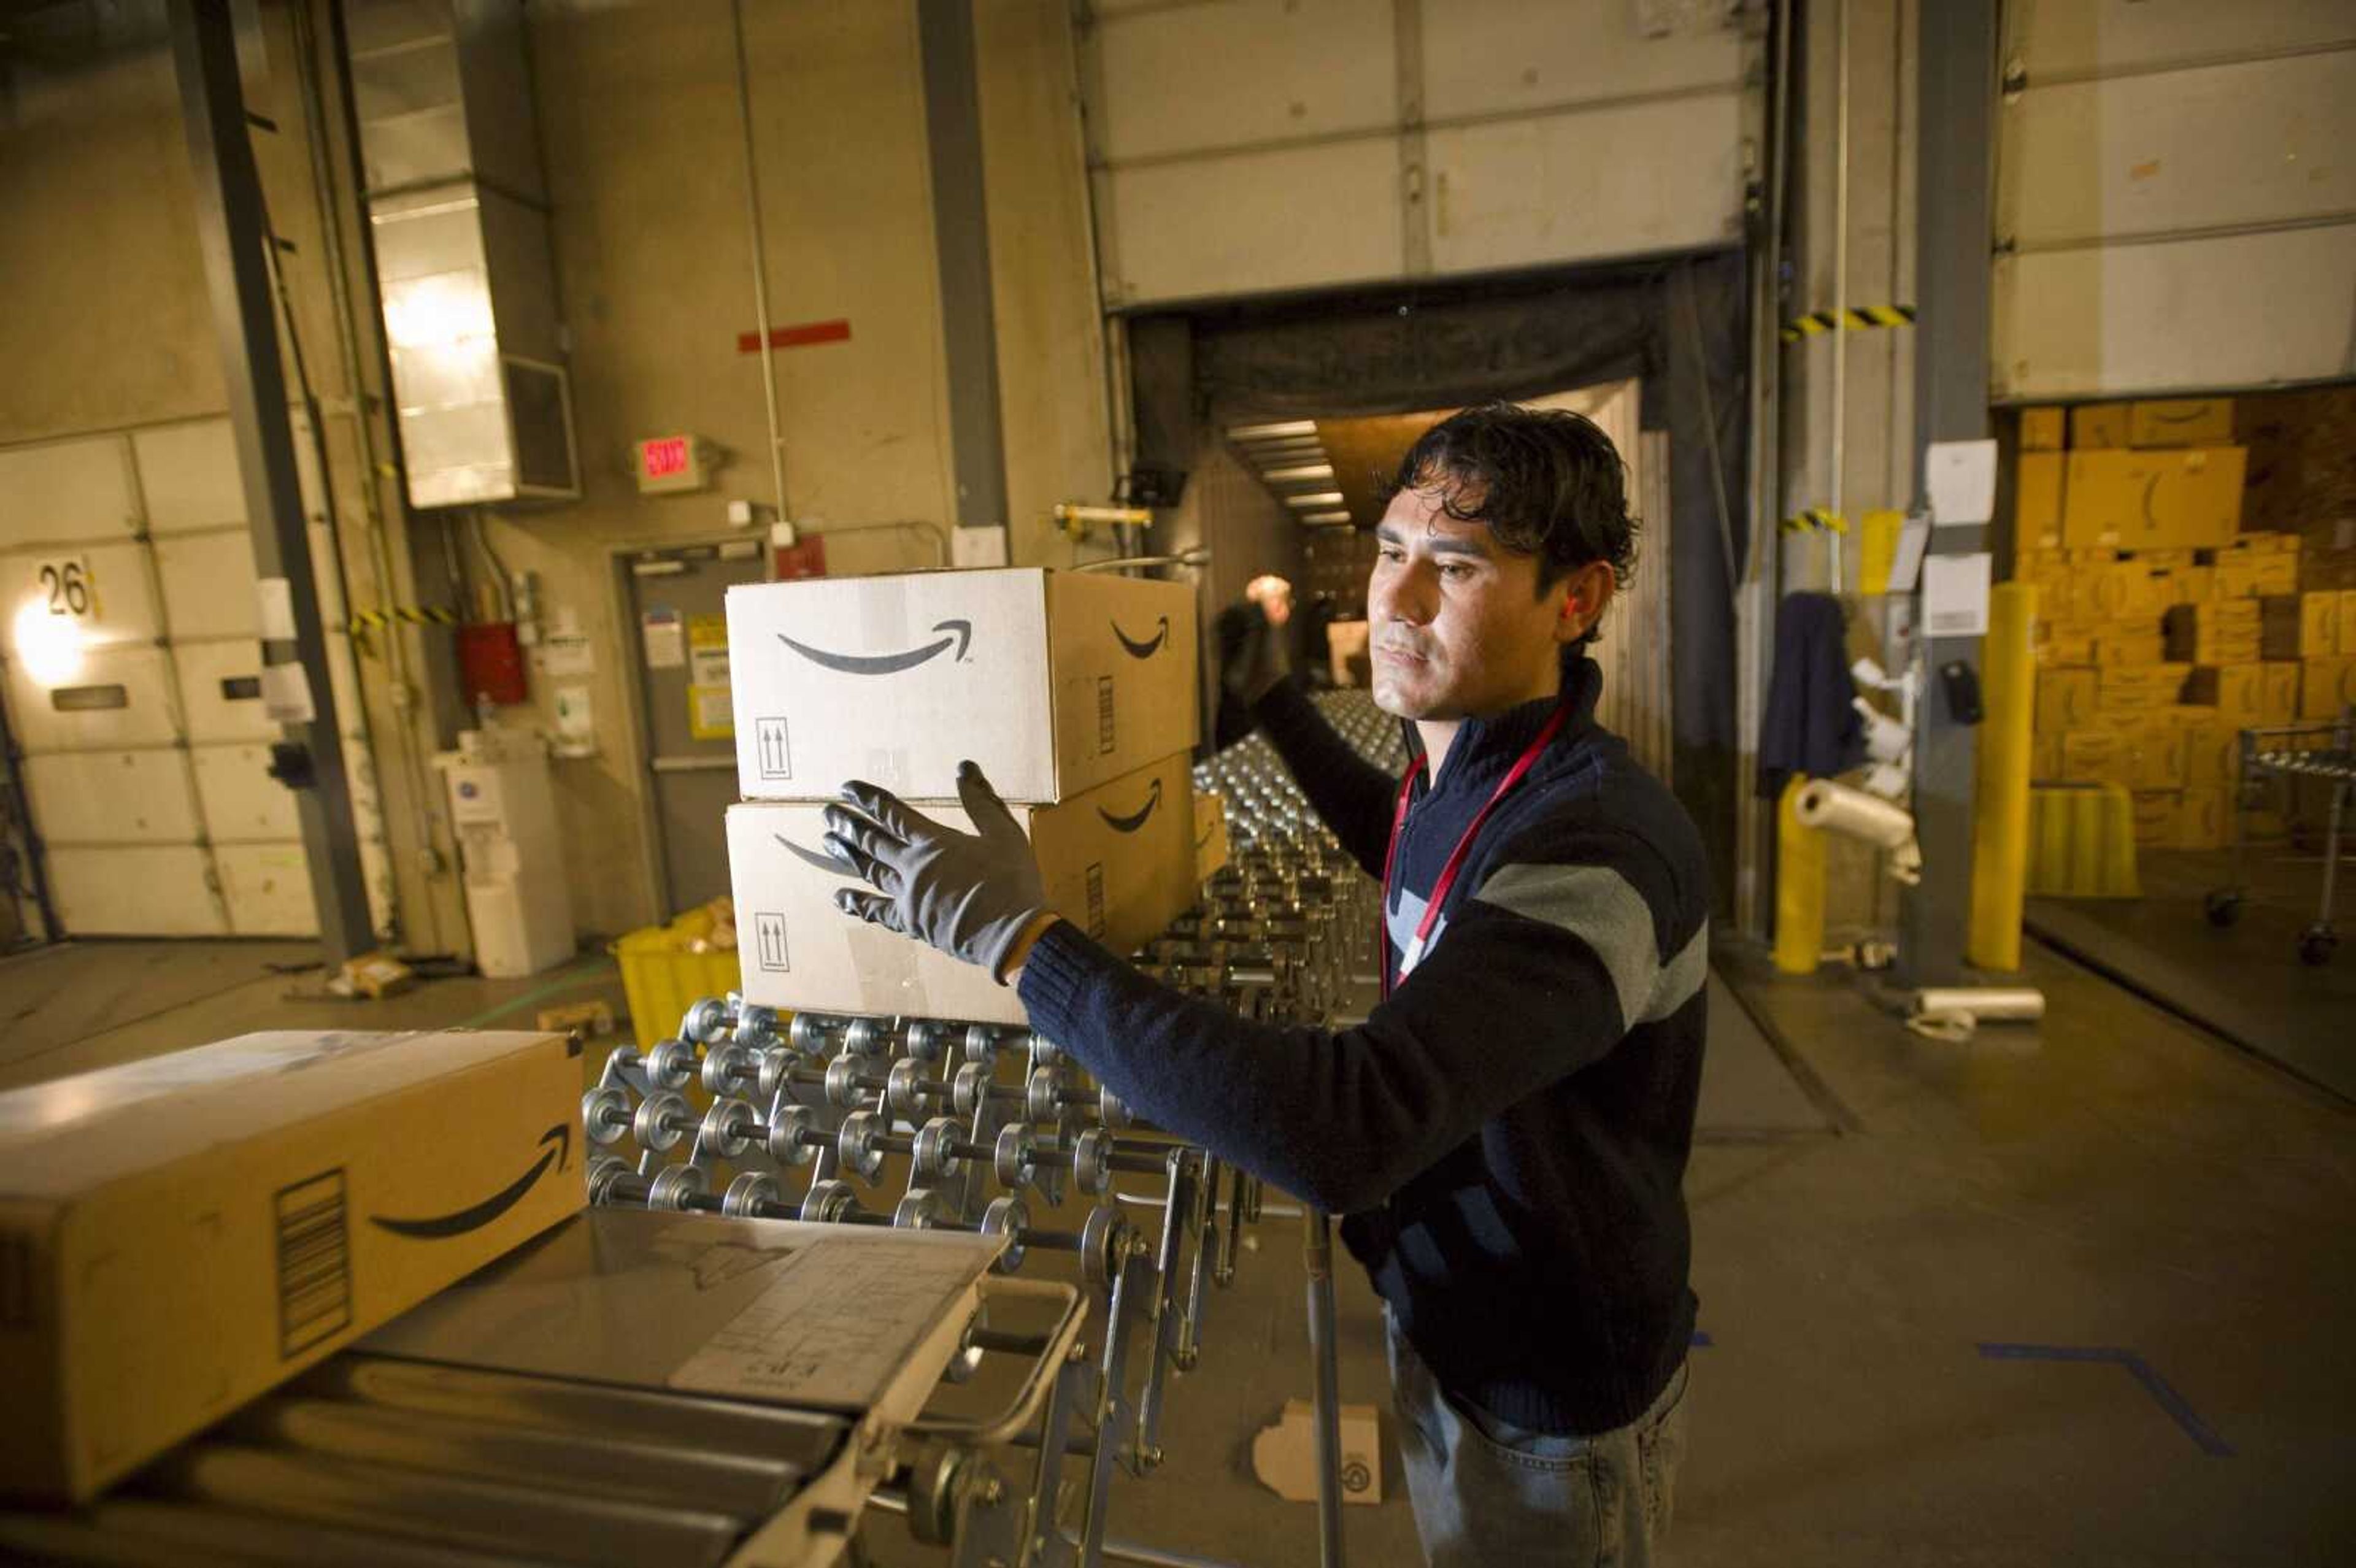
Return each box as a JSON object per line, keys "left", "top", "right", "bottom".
{"left": 624, "top": 540, "right": 766, "bottom": 913}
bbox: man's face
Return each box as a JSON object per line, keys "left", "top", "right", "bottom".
{"left": 1366, "top": 486, "right": 1582, "bottom": 721}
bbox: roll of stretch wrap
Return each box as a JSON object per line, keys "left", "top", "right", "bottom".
{"left": 1794, "top": 779, "right": 1915, "bottom": 848}
{"left": 1914, "top": 988, "right": 2046, "bottom": 1023}
{"left": 1793, "top": 778, "right": 1922, "bottom": 885}
{"left": 1909, "top": 986, "right": 2047, "bottom": 1039}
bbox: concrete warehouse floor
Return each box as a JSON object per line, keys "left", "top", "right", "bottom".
{"left": 2030, "top": 845, "right": 2356, "bottom": 1104}
{"left": 1, "top": 939, "right": 2348, "bottom": 1564}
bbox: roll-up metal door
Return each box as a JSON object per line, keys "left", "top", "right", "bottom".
{"left": 1992, "top": 0, "right": 2356, "bottom": 399}
{"left": 1082, "top": 0, "right": 1757, "bottom": 309}
{"left": 0, "top": 418, "right": 391, "bottom": 939}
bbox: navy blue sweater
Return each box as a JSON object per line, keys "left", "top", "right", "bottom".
{"left": 1017, "top": 654, "right": 1708, "bottom": 1435}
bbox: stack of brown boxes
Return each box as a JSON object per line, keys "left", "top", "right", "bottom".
{"left": 720, "top": 568, "right": 1204, "bottom": 1024}
{"left": 2017, "top": 396, "right": 2343, "bottom": 853}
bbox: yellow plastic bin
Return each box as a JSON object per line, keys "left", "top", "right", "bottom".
{"left": 2025, "top": 783, "right": 2142, "bottom": 899}
{"left": 613, "top": 906, "right": 743, "bottom": 1047}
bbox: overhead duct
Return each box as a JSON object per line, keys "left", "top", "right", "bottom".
{"left": 344, "top": 0, "right": 577, "bottom": 509}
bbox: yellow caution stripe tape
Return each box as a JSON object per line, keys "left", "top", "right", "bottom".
{"left": 347, "top": 605, "right": 458, "bottom": 633}
{"left": 1780, "top": 508, "right": 1849, "bottom": 535}
{"left": 1781, "top": 304, "right": 1915, "bottom": 344}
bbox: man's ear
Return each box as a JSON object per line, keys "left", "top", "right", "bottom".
{"left": 1553, "top": 561, "right": 1616, "bottom": 645}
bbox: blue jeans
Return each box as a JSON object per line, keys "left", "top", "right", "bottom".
{"left": 1387, "top": 1314, "right": 1691, "bottom": 1567}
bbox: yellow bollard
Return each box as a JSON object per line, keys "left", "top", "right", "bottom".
{"left": 1773, "top": 775, "right": 1827, "bottom": 975}
{"left": 1969, "top": 582, "right": 2038, "bottom": 970}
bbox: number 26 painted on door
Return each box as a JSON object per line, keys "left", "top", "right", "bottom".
{"left": 37, "top": 559, "right": 93, "bottom": 618}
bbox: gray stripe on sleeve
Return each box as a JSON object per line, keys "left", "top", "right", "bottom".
{"left": 1472, "top": 862, "right": 1706, "bottom": 1027}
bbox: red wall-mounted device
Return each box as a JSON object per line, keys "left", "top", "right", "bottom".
{"left": 456, "top": 621, "right": 528, "bottom": 705}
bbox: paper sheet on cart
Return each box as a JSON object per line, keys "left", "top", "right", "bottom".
{"left": 666, "top": 1233, "right": 989, "bottom": 1409}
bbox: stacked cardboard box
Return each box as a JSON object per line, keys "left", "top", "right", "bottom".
{"left": 2298, "top": 588, "right": 2356, "bottom": 720}
{"left": 2017, "top": 395, "right": 2337, "bottom": 850}
{"left": 722, "top": 567, "right": 1203, "bottom": 1024}
{"left": 0, "top": 1030, "right": 583, "bottom": 1501}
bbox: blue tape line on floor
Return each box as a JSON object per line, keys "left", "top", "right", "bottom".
{"left": 1976, "top": 1343, "right": 2234, "bottom": 1456}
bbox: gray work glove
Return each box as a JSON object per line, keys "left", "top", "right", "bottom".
{"left": 823, "top": 761, "right": 1048, "bottom": 982}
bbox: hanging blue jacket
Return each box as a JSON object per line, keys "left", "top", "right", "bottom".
{"left": 1018, "top": 652, "right": 1708, "bottom": 1436}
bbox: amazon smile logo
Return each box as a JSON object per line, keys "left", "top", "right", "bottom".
{"left": 1112, "top": 616, "right": 1169, "bottom": 658}
{"left": 778, "top": 834, "right": 854, "bottom": 875}
{"left": 368, "top": 1124, "right": 568, "bottom": 1240}
{"left": 778, "top": 619, "right": 972, "bottom": 675}
{"left": 1098, "top": 778, "right": 1163, "bottom": 833}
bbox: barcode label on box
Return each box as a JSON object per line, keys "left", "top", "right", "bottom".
{"left": 1085, "top": 862, "right": 1106, "bottom": 940}
{"left": 275, "top": 1169, "right": 351, "bottom": 1358}
{"left": 1096, "top": 676, "right": 1115, "bottom": 755}
{"left": 755, "top": 912, "right": 791, "bottom": 972}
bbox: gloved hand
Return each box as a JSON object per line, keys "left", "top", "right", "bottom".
{"left": 823, "top": 761, "right": 1049, "bottom": 982}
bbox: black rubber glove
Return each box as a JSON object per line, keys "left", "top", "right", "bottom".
{"left": 823, "top": 761, "right": 1049, "bottom": 983}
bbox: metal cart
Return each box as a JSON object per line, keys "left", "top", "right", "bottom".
{"left": 2206, "top": 706, "right": 2354, "bottom": 966}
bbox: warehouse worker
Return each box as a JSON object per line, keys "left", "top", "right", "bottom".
{"left": 1211, "top": 572, "right": 1295, "bottom": 749}
{"left": 823, "top": 402, "right": 1703, "bottom": 1567}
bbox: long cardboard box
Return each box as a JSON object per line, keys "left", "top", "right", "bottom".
{"left": 2019, "top": 407, "right": 2065, "bottom": 453}
{"left": 2036, "top": 667, "right": 2098, "bottom": 734}
{"left": 2177, "top": 787, "right": 2230, "bottom": 850}
{"left": 2130, "top": 789, "right": 2180, "bottom": 846}
{"left": 2070, "top": 404, "right": 2130, "bottom": 450}
{"left": 2178, "top": 718, "right": 2239, "bottom": 790}
{"left": 2062, "top": 448, "right": 2246, "bottom": 551}
{"left": 2182, "top": 664, "right": 2265, "bottom": 724}
{"left": 2260, "top": 663, "right": 2300, "bottom": 727}
{"left": 2301, "top": 592, "right": 2340, "bottom": 656}
{"left": 2096, "top": 663, "right": 2190, "bottom": 713}
{"left": 2016, "top": 451, "right": 2066, "bottom": 549}
{"left": 0, "top": 1029, "right": 583, "bottom": 1501}
{"left": 1193, "top": 790, "right": 1231, "bottom": 883}
{"left": 2303, "top": 655, "right": 2356, "bottom": 721}
{"left": 726, "top": 751, "right": 1199, "bottom": 1024}
{"left": 726, "top": 568, "right": 1198, "bottom": 804}
{"left": 2128, "top": 398, "right": 2233, "bottom": 448}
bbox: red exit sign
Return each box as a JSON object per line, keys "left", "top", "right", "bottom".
{"left": 642, "top": 436, "right": 688, "bottom": 478}
{"left": 634, "top": 434, "right": 710, "bottom": 493}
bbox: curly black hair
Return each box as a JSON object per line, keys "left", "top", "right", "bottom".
{"left": 1383, "top": 401, "right": 1640, "bottom": 595}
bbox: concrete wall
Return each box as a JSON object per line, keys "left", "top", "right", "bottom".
{"left": 491, "top": 0, "right": 1112, "bottom": 935}
{"left": 0, "top": 0, "right": 1112, "bottom": 943}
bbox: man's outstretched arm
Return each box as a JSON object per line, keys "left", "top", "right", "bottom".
{"left": 1012, "top": 826, "right": 1702, "bottom": 1211}
{"left": 1244, "top": 680, "right": 1401, "bottom": 878}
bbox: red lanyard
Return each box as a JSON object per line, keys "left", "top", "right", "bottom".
{"left": 1380, "top": 704, "right": 1568, "bottom": 994}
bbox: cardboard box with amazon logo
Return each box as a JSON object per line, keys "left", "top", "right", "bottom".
{"left": 0, "top": 1029, "right": 584, "bottom": 1502}
{"left": 726, "top": 751, "right": 1199, "bottom": 1024}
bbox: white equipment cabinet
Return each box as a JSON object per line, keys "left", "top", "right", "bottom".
{"left": 437, "top": 727, "right": 574, "bottom": 977}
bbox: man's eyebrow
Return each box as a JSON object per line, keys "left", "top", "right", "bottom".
{"left": 1375, "top": 520, "right": 1490, "bottom": 558}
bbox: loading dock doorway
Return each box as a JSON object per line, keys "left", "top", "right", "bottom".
{"left": 620, "top": 540, "right": 766, "bottom": 915}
